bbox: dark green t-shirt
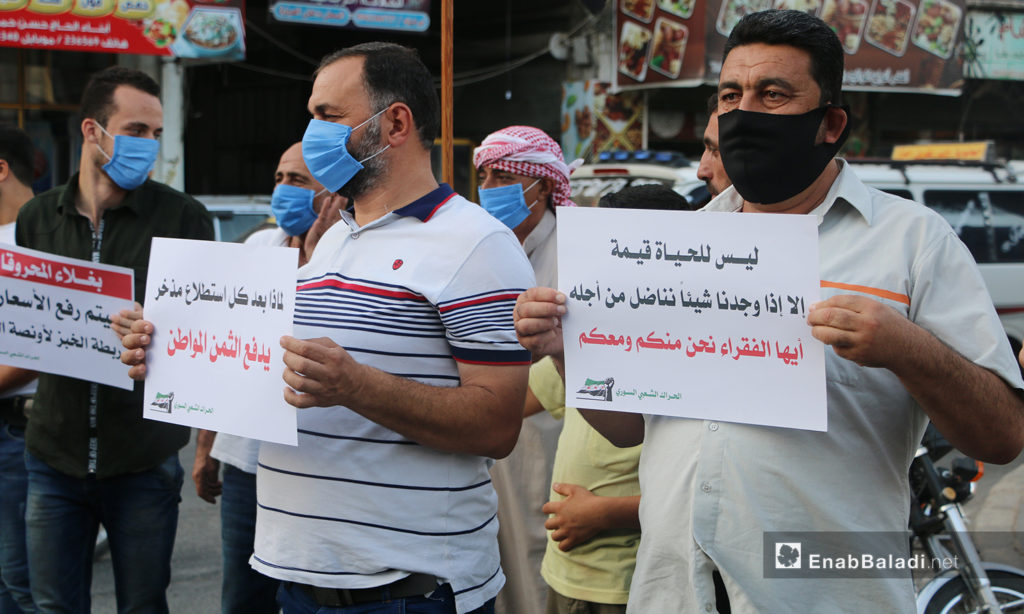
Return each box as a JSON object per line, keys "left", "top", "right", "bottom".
{"left": 16, "top": 174, "right": 214, "bottom": 478}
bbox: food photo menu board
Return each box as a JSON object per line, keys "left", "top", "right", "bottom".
{"left": 562, "top": 81, "right": 645, "bottom": 161}
{"left": 615, "top": 0, "right": 966, "bottom": 93}
{"left": 0, "top": 0, "right": 246, "bottom": 61}
{"left": 617, "top": 0, "right": 710, "bottom": 86}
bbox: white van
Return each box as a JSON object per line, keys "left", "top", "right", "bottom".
{"left": 847, "top": 159, "right": 1024, "bottom": 355}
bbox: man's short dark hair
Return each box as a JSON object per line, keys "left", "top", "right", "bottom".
{"left": 599, "top": 184, "right": 697, "bottom": 211}
{"left": 80, "top": 66, "right": 160, "bottom": 128}
{"left": 0, "top": 124, "right": 35, "bottom": 186}
{"left": 723, "top": 10, "right": 844, "bottom": 106}
{"left": 317, "top": 43, "right": 440, "bottom": 149}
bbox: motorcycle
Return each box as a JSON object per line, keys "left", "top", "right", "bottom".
{"left": 912, "top": 425, "right": 1024, "bottom": 613}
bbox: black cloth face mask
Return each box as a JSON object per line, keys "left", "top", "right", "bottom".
{"left": 718, "top": 105, "right": 851, "bottom": 205}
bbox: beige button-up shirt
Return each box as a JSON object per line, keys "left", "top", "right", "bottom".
{"left": 628, "top": 161, "right": 1024, "bottom": 613}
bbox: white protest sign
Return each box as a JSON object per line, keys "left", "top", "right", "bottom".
{"left": 0, "top": 245, "right": 134, "bottom": 389}
{"left": 142, "top": 238, "right": 299, "bottom": 445}
{"left": 558, "top": 207, "right": 826, "bottom": 431}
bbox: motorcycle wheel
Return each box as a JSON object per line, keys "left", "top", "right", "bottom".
{"left": 923, "top": 570, "right": 1024, "bottom": 614}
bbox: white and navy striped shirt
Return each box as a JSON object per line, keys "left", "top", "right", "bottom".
{"left": 252, "top": 185, "right": 534, "bottom": 613}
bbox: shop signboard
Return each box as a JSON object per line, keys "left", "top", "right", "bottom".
{"left": 268, "top": 0, "right": 429, "bottom": 33}
{"left": 614, "top": 0, "right": 966, "bottom": 94}
{"left": 562, "top": 80, "right": 645, "bottom": 161}
{"left": 0, "top": 0, "right": 246, "bottom": 60}
{"left": 891, "top": 140, "right": 993, "bottom": 160}
{"left": 964, "top": 11, "right": 1024, "bottom": 80}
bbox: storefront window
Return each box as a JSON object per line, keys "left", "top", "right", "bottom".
{"left": 0, "top": 49, "right": 113, "bottom": 125}
{"left": 0, "top": 50, "right": 113, "bottom": 188}
{"left": 0, "top": 50, "right": 17, "bottom": 104}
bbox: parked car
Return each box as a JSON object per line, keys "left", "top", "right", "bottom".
{"left": 847, "top": 158, "right": 1024, "bottom": 356}
{"left": 570, "top": 150, "right": 706, "bottom": 208}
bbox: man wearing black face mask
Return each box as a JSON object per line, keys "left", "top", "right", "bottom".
{"left": 511, "top": 10, "right": 1024, "bottom": 613}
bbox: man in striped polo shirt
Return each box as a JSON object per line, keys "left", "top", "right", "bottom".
{"left": 123, "top": 43, "right": 533, "bottom": 614}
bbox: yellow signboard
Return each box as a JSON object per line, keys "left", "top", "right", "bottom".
{"left": 891, "top": 142, "right": 993, "bottom": 161}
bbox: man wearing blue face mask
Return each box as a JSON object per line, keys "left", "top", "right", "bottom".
{"left": 14, "top": 66, "right": 213, "bottom": 614}
{"left": 249, "top": 141, "right": 343, "bottom": 266}
{"left": 473, "top": 126, "right": 582, "bottom": 290}
{"left": 122, "top": 42, "right": 534, "bottom": 614}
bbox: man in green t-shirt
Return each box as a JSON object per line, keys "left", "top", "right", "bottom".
{"left": 529, "top": 185, "right": 694, "bottom": 614}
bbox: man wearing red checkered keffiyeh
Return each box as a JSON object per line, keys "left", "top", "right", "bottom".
{"left": 473, "top": 126, "right": 582, "bottom": 614}
{"left": 474, "top": 126, "right": 583, "bottom": 250}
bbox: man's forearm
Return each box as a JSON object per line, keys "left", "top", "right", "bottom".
{"left": 596, "top": 495, "right": 641, "bottom": 531}
{"left": 893, "top": 329, "right": 1024, "bottom": 464}
{"left": 0, "top": 366, "right": 37, "bottom": 394}
{"left": 195, "top": 429, "right": 216, "bottom": 459}
{"left": 578, "top": 408, "right": 645, "bottom": 447}
{"left": 344, "top": 362, "right": 527, "bottom": 458}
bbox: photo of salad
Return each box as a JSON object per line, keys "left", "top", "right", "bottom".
{"left": 821, "top": 0, "right": 869, "bottom": 54}
{"left": 622, "top": 0, "right": 655, "bottom": 23}
{"left": 717, "top": 0, "right": 772, "bottom": 36}
{"left": 142, "top": 0, "right": 188, "bottom": 48}
{"left": 865, "top": 0, "right": 915, "bottom": 56}
{"left": 648, "top": 17, "right": 688, "bottom": 79}
{"left": 657, "top": 0, "right": 695, "bottom": 19}
{"left": 618, "top": 20, "right": 652, "bottom": 81}
{"left": 143, "top": 18, "right": 177, "bottom": 47}
{"left": 911, "top": 0, "right": 961, "bottom": 59}
{"left": 183, "top": 9, "right": 237, "bottom": 50}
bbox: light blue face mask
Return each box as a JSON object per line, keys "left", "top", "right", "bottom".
{"left": 271, "top": 183, "right": 328, "bottom": 236}
{"left": 477, "top": 179, "right": 540, "bottom": 230}
{"left": 95, "top": 123, "right": 160, "bottom": 190}
{"left": 301, "top": 108, "right": 390, "bottom": 193}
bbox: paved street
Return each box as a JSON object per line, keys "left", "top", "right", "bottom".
{"left": 86, "top": 436, "right": 1024, "bottom": 612}
{"left": 968, "top": 458, "right": 1024, "bottom": 568}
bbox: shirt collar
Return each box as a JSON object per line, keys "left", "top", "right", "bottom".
{"left": 523, "top": 207, "right": 556, "bottom": 257}
{"left": 391, "top": 183, "right": 456, "bottom": 222}
{"left": 703, "top": 159, "right": 873, "bottom": 226}
{"left": 56, "top": 173, "right": 147, "bottom": 217}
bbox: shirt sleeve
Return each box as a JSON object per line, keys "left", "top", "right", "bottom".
{"left": 181, "top": 198, "right": 215, "bottom": 242}
{"left": 13, "top": 201, "right": 34, "bottom": 248}
{"left": 909, "top": 227, "right": 1024, "bottom": 390}
{"left": 435, "top": 230, "right": 535, "bottom": 365}
{"left": 529, "top": 356, "right": 566, "bottom": 420}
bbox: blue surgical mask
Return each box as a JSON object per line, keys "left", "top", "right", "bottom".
{"left": 301, "top": 108, "right": 390, "bottom": 193}
{"left": 271, "top": 184, "right": 327, "bottom": 236}
{"left": 95, "top": 123, "right": 160, "bottom": 190}
{"left": 478, "top": 179, "right": 540, "bottom": 230}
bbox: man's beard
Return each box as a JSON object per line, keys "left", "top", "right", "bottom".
{"left": 337, "top": 117, "right": 387, "bottom": 200}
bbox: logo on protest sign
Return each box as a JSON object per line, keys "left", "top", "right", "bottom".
{"left": 151, "top": 391, "right": 175, "bottom": 413}
{"left": 576, "top": 376, "right": 615, "bottom": 402}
